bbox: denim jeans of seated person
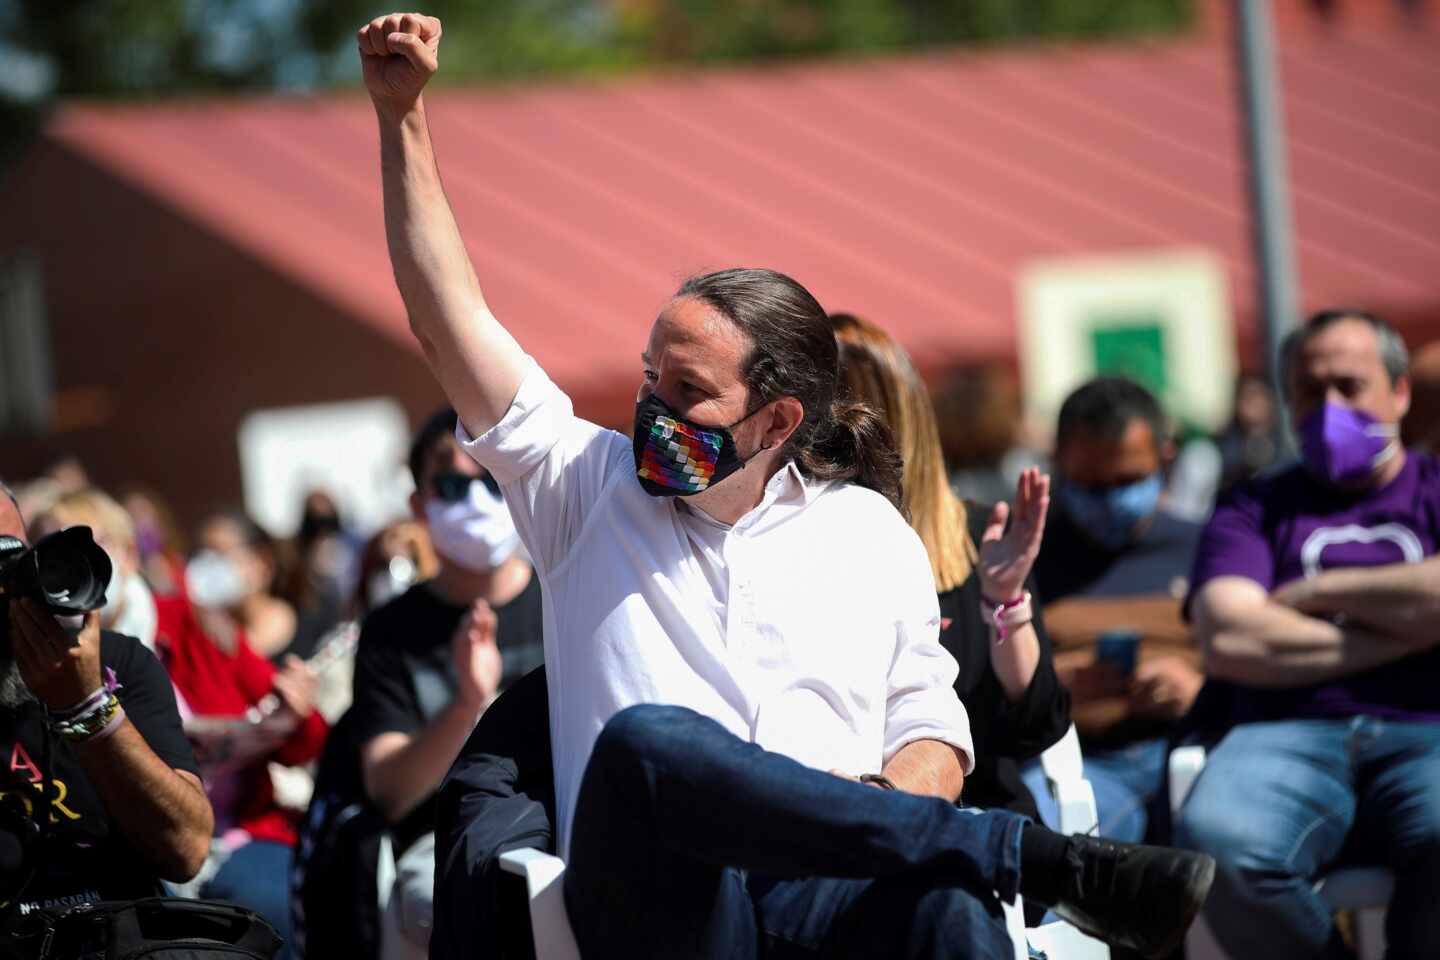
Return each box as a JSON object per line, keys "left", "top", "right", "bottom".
{"left": 1174, "top": 717, "right": 1440, "bottom": 960}
{"left": 564, "top": 705, "right": 1026, "bottom": 960}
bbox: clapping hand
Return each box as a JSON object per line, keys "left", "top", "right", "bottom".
{"left": 977, "top": 468, "right": 1051, "bottom": 604}
{"left": 452, "top": 599, "right": 503, "bottom": 711}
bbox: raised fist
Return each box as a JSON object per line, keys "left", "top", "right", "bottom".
{"left": 357, "top": 12, "right": 442, "bottom": 115}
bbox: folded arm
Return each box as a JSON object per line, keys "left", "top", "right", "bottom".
{"left": 1271, "top": 556, "right": 1440, "bottom": 645}
{"left": 1193, "top": 576, "right": 1428, "bottom": 687}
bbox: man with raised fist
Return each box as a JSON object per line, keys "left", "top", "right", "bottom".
{"left": 358, "top": 15, "right": 1215, "bottom": 959}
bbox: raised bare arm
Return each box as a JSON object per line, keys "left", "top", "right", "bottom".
{"left": 359, "top": 12, "right": 528, "bottom": 435}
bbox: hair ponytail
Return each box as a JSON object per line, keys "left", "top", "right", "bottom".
{"left": 801, "top": 400, "right": 905, "bottom": 514}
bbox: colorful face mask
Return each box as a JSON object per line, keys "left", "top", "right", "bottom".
{"left": 1297, "top": 402, "right": 1398, "bottom": 487}
{"left": 632, "top": 392, "right": 763, "bottom": 497}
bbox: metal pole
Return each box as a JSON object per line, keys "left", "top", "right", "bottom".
{"left": 1233, "top": 0, "right": 1301, "bottom": 396}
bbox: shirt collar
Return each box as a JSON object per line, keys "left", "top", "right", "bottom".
{"left": 678, "top": 461, "right": 826, "bottom": 532}
{"left": 740, "top": 461, "right": 826, "bottom": 531}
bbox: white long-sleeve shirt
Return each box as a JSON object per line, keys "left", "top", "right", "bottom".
{"left": 459, "top": 361, "right": 973, "bottom": 857}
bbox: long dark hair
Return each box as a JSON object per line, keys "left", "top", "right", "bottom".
{"left": 676, "top": 268, "right": 904, "bottom": 511}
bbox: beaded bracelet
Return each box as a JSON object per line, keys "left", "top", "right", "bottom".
{"left": 52, "top": 690, "right": 125, "bottom": 743}
{"left": 51, "top": 668, "right": 123, "bottom": 721}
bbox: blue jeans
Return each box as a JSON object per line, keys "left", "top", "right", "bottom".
{"left": 1174, "top": 717, "right": 1440, "bottom": 960}
{"left": 1020, "top": 737, "right": 1169, "bottom": 843}
{"left": 564, "top": 705, "right": 1024, "bottom": 959}
{"left": 201, "top": 839, "right": 294, "bottom": 959}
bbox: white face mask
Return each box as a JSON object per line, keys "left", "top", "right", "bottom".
{"left": 110, "top": 571, "right": 159, "bottom": 650}
{"left": 186, "top": 549, "right": 251, "bottom": 609}
{"left": 424, "top": 478, "right": 519, "bottom": 573}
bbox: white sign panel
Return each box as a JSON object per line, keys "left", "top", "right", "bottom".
{"left": 1017, "top": 248, "right": 1237, "bottom": 435}
{"left": 238, "top": 397, "right": 413, "bottom": 538}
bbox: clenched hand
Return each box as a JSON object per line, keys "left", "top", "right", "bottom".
{"left": 358, "top": 12, "right": 442, "bottom": 118}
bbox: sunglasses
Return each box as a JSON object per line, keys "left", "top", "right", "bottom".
{"left": 430, "top": 471, "right": 501, "bottom": 503}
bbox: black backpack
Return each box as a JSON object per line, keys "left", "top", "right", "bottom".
{"left": 288, "top": 709, "right": 386, "bottom": 960}
{"left": 30, "top": 898, "right": 280, "bottom": 960}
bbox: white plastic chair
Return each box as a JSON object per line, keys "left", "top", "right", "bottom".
{"left": 1005, "top": 724, "right": 1112, "bottom": 960}
{"left": 1168, "top": 745, "right": 1394, "bottom": 960}
{"left": 499, "top": 847, "right": 582, "bottom": 960}
{"left": 502, "top": 724, "right": 1108, "bottom": 960}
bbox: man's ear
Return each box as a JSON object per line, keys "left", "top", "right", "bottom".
{"left": 409, "top": 491, "right": 425, "bottom": 521}
{"left": 1393, "top": 374, "right": 1412, "bottom": 423}
{"left": 759, "top": 396, "right": 805, "bottom": 451}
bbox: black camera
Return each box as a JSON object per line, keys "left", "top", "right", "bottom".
{"left": 0, "top": 527, "right": 113, "bottom": 615}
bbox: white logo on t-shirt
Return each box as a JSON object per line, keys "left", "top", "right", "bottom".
{"left": 1300, "top": 523, "right": 1425, "bottom": 579}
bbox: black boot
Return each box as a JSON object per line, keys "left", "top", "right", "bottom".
{"left": 1050, "top": 834, "right": 1215, "bottom": 960}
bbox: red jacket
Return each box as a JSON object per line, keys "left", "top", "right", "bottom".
{"left": 154, "top": 595, "right": 328, "bottom": 847}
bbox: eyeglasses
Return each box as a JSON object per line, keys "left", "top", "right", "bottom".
{"left": 430, "top": 471, "right": 500, "bottom": 503}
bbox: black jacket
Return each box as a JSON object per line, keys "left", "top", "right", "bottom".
{"left": 431, "top": 666, "right": 554, "bottom": 960}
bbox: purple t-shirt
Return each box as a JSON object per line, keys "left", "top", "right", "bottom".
{"left": 1190, "top": 450, "right": 1440, "bottom": 724}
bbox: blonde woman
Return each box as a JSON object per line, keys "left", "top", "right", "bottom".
{"left": 832, "top": 314, "right": 1071, "bottom": 829}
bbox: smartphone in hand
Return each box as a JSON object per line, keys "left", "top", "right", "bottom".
{"left": 1095, "top": 629, "right": 1140, "bottom": 677}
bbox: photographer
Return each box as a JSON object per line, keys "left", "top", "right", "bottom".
{"left": 0, "top": 483, "right": 212, "bottom": 937}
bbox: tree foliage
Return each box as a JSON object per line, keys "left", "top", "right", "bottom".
{"left": 6, "top": 0, "right": 1194, "bottom": 98}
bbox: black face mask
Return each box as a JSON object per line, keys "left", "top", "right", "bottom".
{"left": 631, "top": 392, "right": 766, "bottom": 498}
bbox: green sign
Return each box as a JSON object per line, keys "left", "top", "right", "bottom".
{"left": 1090, "top": 319, "right": 1168, "bottom": 398}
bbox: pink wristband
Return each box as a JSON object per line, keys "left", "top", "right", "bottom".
{"left": 981, "top": 591, "right": 1033, "bottom": 645}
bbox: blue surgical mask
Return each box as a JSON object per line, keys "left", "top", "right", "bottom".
{"left": 1056, "top": 474, "right": 1163, "bottom": 550}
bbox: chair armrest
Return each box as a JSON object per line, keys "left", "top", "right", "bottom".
{"left": 498, "top": 848, "right": 582, "bottom": 960}
{"left": 1168, "top": 745, "right": 1207, "bottom": 817}
{"left": 1000, "top": 893, "right": 1029, "bottom": 960}
{"left": 376, "top": 833, "right": 396, "bottom": 912}
{"left": 1038, "top": 724, "right": 1085, "bottom": 786}
{"left": 1040, "top": 725, "right": 1100, "bottom": 837}
{"left": 1051, "top": 777, "right": 1100, "bottom": 838}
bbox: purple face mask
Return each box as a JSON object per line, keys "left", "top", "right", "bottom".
{"left": 1297, "top": 402, "right": 1398, "bottom": 487}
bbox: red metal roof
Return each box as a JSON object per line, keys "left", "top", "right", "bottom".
{"left": 44, "top": 11, "right": 1440, "bottom": 409}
